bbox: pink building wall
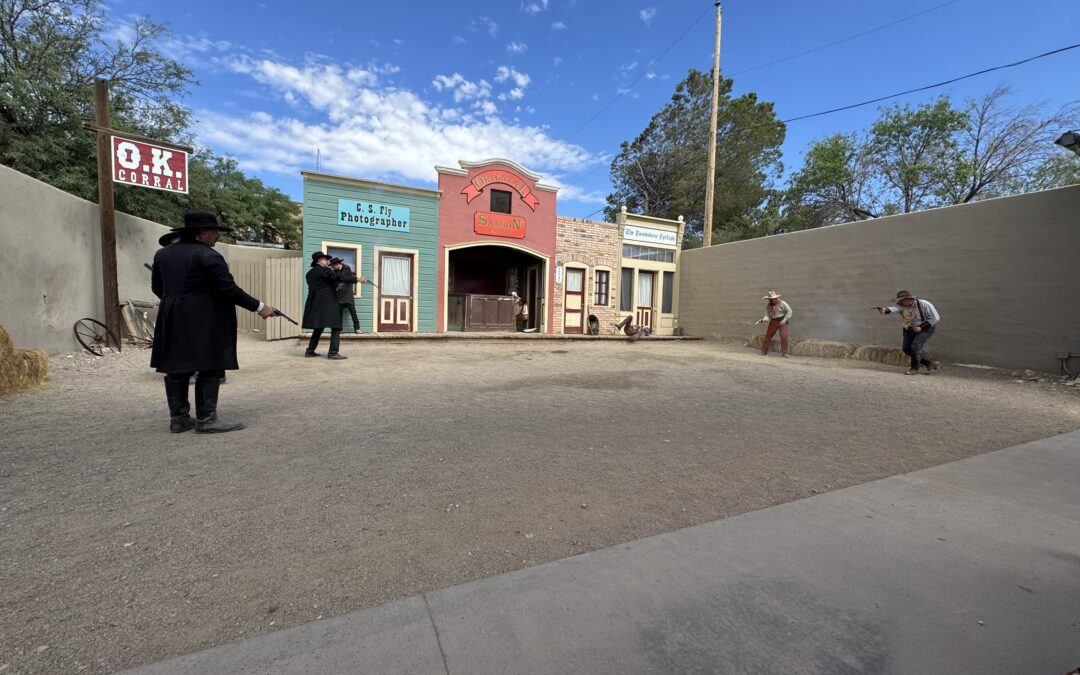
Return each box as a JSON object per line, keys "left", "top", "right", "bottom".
{"left": 436, "top": 159, "right": 559, "bottom": 332}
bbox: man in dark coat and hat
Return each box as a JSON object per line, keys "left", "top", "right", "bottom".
{"left": 151, "top": 211, "right": 275, "bottom": 433}
{"left": 303, "top": 252, "right": 363, "bottom": 359}
{"left": 331, "top": 257, "right": 361, "bottom": 332}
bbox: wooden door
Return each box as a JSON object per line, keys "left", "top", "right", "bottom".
{"left": 525, "top": 265, "right": 539, "bottom": 330}
{"left": 377, "top": 253, "right": 413, "bottom": 332}
{"left": 636, "top": 270, "right": 654, "bottom": 329}
{"left": 563, "top": 268, "right": 584, "bottom": 334}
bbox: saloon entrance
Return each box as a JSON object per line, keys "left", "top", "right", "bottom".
{"left": 446, "top": 245, "right": 545, "bottom": 332}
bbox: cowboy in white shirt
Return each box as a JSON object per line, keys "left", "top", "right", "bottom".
{"left": 755, "top": 291, "right": 793, "bottom": 357}
{"left": 877, "top": 290, "right": 941, "bottom": 375}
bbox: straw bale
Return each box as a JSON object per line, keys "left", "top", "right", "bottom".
{"left": 0, "top": 325, "right": 48, "bottom": 394}
{"left": 0, "top": 325, "right": 13, "bottom": 359}
{"left": 791, "top": 340, "right": 859, "bottom": 359}
{"left": 746, "top": 334, "right": 800, "bottom": 351}
{"left": 852, "top": 345, "right": 934, "bottom": 368}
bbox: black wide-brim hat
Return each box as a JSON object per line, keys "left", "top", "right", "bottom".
{"left": 173, "top": 210, "right": 232, "bottom": 232}
{"left": 158, "top": 231, "right": 180, "bottom": 246}
{"left": 312, "top": 251, "right": 331, "bottom": 263}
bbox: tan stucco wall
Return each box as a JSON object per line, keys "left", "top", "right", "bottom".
{"left": 0, "top": 164, "right": 298, "bottom": 355}
{"left": 678, "top": 185, "right": 1080, "bottom": 372}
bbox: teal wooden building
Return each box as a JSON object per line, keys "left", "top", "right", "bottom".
{"left": 301, "top": 171, "right": 440, "bottom": 333}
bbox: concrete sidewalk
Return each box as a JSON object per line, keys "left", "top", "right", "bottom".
{"left": 122, "top": 431, "right": 1080, "bottom": 675}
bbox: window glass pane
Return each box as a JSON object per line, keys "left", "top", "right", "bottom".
{"left": 566, "top": 268, "right": 583, "bottom": 292}
{"left": 619, "top": 268, "right": 633, "bottom": 311}
{"left": 381, "top": 255, "right": 412, "bottom": 295}
{"left": 490, "top": 189, "right": 512, "bottom": 214}
{"left": 662, "top": 271, "right": 674, "bottom": 313}
{"left": 327, "top": 247, "right": 357, "bottom": 271}
{"left": 637, "top": 272, "right": 654, "bottom": 307}
{"left": 622, "top": 244, "right": 674, "bottom": 262}
{"left": 594, "top": 270, "right": 609, "bottom": 305}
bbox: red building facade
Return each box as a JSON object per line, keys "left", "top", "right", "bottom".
{"left": 436, "top": 159, "right": 559, "bottom": 332}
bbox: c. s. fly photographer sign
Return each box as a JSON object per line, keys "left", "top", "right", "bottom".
{"left": 111, "top": 135, "right": 189, "bottom": 194}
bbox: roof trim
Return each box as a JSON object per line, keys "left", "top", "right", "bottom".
{"left": 301, "top": 171, "right": 441, "bottom": 198}
{"left": 457, "top": 158, "right": 543, "bottom": 180}
{"left": 535, "top": 182, "right": 560, "bottom": 193}
{"left": 434, "top": 165, "right": 468, "bottom": 177}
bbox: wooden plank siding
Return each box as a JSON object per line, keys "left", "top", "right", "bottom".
{"left": 265, "top": 257, "right": 303, "bottom": 340}
{"left": 302, "top": 176, "right": 440, "bottom": 333}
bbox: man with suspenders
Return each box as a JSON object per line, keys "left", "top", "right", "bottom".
{"left": 878, "top": 290, "right": 941, "bottom": 375}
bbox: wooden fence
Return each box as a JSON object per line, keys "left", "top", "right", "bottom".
{"left": 232, "top": 257, "right": 303, "bottom": 340}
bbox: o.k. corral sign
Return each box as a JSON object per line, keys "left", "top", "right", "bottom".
{"left": 111, "top": 135, "right": 189, "bottom": 194}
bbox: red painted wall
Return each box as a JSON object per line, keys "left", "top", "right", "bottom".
{"left": 437, "top": 160, "right": 558, "bottom": 332}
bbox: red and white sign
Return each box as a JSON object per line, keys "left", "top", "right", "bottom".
{"left": 461, "top": 169, "right": 539, "bottom": 210}
{"left": 111, "top": 135, "right": 189, "bottom": 194}
{"left": 474, "top": 211, "right": 526, "bottom": 239}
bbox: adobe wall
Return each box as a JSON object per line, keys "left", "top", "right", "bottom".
{"left": 678, "top": 185, "right": 1080, "bottom": 372}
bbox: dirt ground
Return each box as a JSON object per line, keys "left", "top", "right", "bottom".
{"left": 1, "top": 334, "right": 1078, "bottom": 674}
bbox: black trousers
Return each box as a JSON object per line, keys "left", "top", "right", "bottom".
{"left": 164, "top": 370, "right": 225, "bottom": 382}
{"left": 307, "top": 328, "right": 341, "bottom": 354}
{"left": 340, "top": 302, "right": 360, "bottom": 331}
{"left": 901, "top": 326, "right": 935, "bottom": 370}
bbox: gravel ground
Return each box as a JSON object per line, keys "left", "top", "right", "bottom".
{"left": 2, "top": 334, "right": 1078, "bottom": 674}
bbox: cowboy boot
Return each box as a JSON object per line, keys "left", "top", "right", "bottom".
{"left": 164, "top": 375, "right": 194, "bottom": 433}
{"left": 194, "top": 376, "right": 244, "bottom": 433}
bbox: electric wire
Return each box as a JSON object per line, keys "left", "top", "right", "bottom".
{"left": 731, "top": 0, "right": 960, "bottom": 76}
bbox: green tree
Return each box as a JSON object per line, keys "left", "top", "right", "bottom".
{"left": 0, "top": 0, "right": 303, "bottom": 247}
{"left": 605, "top": 68, "right": 785, "bottom": 246}
{"left": 1020, "top": 152, "right": 1080, "bottom": 193}
{"left": 867, "top": 96, "right": 969, "bottom": 213}
{"left": 781, "top": 132, "right": 879, "bottom": 231}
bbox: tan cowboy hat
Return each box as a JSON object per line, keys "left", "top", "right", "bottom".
{"left": 762, "top": 291, "right": 782, "bottom": 300}
{"left": 894, "top": 290, "right": 916, "bottom": 302}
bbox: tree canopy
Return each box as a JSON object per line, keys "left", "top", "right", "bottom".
{"left": 605, "top": 68, "right": 786, "bottom": 246}
{"left": 0, "top": 0, "right": 301, "bottom": 246}
{"left": 782, "top": 89, "right": 1080, "bottom": 232}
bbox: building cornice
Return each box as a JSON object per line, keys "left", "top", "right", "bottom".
{"left": 458, "top": 158, "right": 543, "bottom": 180}
{"left": 301, "top": 170, "right": 441, "bottom": 198}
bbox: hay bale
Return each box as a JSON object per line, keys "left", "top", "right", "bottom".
{"left": 791, "top": 339, "right": 859, "bottom": 359}
{"left": 0, "top": 325, "right": 48, "bottom": 395}
{"left": 852, "top": 344, "right": 934, "bottom": 368}
{"left": 746, "top": 334, "right": 800, "bottom": 351}
{"left": 0, "top": 325, "right": 13, "bottom": 360}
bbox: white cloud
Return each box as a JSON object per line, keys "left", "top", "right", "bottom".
{"left": 645, "top": 71, "right": 657, "bottom": 80}
{"left": 433, "top": 73, "right": 492, "bottom": 102}
{"left": 506, "top": 41, "right": 528, "bottom": 54}
{"left": 470, "top": 16, "right": 499, "bottom": 37}
{"left": 494, "top": 66, "right": 531, "bottom": 89}
{"left": 639, "top": 7, "right": 657, "bottom": 25}
{"left": 552, "top": 56, "right": 563, "bottom": 66}
{"left": 453, "top": 35, "right": 467, "bottom": 44}
{"left": 522, "top": 0, "right": 548, "bottom": 14}
{"left": 551, "top": 20, "right": 566, "bottom": 29}
{"left": 195, "top": 54, "right": 596, "bottom": 190}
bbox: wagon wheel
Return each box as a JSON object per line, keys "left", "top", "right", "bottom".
{"left": 73, "top": 318, "right": 120, "bottom": 356}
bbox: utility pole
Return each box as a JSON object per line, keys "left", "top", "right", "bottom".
{"left": 702, "top": 1, "right": 723, "bottom": 247}
{"left": 93, "top": 78, "right": 121, "bottom": 349}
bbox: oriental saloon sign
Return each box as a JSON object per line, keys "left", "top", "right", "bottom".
{"left": 338, "top": 199, "right": 411, "bottom": 232}
{"left": 474, "top": 211, "right": 526, "bottom": 239}
{"left": 461, "top": 169, "right": 540, "bottom": 210}
{"left": 111, "top": 135, "right": 188, "bottom": 193}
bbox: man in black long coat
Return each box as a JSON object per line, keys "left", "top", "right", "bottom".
{"left": 303, "top": 252, "right": 363, "bottom": 359}
{"left": 151, "top": 211, "right": 275, "bottom": 433}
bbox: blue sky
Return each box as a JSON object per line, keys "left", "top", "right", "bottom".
{"left": 104, "top": 0, "right": 1079, "bottom": 218}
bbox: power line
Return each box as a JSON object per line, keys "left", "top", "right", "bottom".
{"left": 564, "top": 5, "right": 714, "bottom": 141}
{"left": 731, "top": 0, "right": 959, "bottom": 76}
{"left": 780, "top": 42, "right": 1080, "bottom": 124}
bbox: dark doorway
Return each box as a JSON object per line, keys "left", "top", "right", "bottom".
{"left": 448, "top": 246, "right": 544, "bottom": 332}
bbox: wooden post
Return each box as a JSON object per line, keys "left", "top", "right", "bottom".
{"left": 702, "top": 1, "right": 723, "bottom": 248}
{"left": 94, "top": 78, "right": 121, "bottom": 349}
